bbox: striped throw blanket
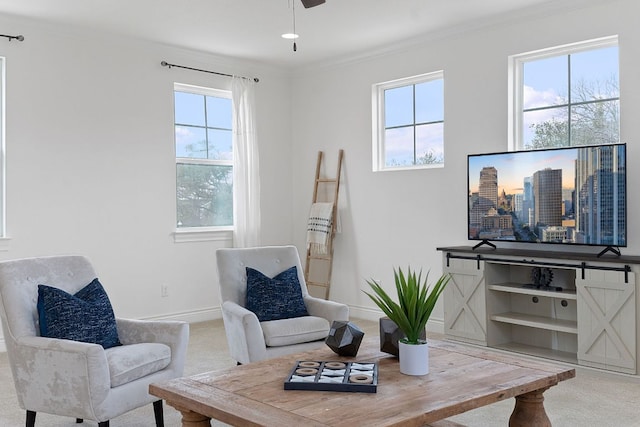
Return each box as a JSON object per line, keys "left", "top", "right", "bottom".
{"left": 306, "top": 202, "right": 334, "bottom": 255}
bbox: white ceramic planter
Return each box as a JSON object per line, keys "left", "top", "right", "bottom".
{"left": 399, "top": 340, "right": 429, "bottom": 375}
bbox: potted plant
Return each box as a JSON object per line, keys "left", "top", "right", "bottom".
{"left": 364, "top": 267, "right": 450, "bottom": 375}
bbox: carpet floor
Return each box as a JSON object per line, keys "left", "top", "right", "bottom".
{"left": 0, "top": 318, "right": 638, "bottom": 426}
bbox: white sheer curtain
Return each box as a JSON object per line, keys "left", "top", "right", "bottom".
{"left": 231, "top": 76, "right": 261, "bottom": 248}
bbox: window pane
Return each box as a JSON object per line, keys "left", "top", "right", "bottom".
{"left": 176, "top": 164, "right": 233, "bottom": 227}
{"left": 175, "top": 92, "right": 205, "bottom": 126}
{"left": 523, "top": 56, "right": 568, "bottom": 109}
{"left": 570, "top": 100, "right": 620, "bottom": 146}
{"left": 416, "top": 123, "right": 444, "bottom": 164}
{"left": 516, "top": 39, "right": 619, "bottom": 151}
{"left": 207, "top": 128, "right": 233, "bottom": 160}
{"left": 206, "top": 96, "right": 232, "bottom": 129}
{"left": 523, "top": 107, "right": 568, "bottom": 149}
{"left": 384, "top": 127, "right": 414, "bottom": 167}
{"left": 175, "top": 126, "right": 207, "bottom": 158}
{"left": 385, "top": 85, "right": 413, "bottom": 128}
{"left": 571, "top": 46, "right": 619, "bottom": 102}
{"left": 415, "top": 79, "right": 444, "bottom": 123}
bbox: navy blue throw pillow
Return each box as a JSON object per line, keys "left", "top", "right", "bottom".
{"left": 37, "top": 278, "right": 121, "bottom": 349}
{"left": 245, "top": 266, "right": 309, "bottom": 322}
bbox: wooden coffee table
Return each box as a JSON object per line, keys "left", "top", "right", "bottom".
{"left": 150, "top": 337, "right": 574, "bottom": 426}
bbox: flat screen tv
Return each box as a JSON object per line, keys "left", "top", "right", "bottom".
{"left": 467, "top": 143, "right": 626, "bottom": 252}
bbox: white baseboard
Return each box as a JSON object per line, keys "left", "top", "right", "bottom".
{"left": 0, "top": 307, "right": 223, "bottom": 353}
{"left": 0, "top": 304, "right": 444, "bottom": 353}
{"left": 348, "top": 304, "right": 445, "bottom": 335}
{"left": 141, "top": 307, "right": 222, "bottom": 323}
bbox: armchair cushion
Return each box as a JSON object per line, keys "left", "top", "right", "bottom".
{"left": 105, "top": 342, "right": 171, "bottom": 387}
{"left": 37, "top": 278, "right": 121, "bottom": 349}
{"left": 245, "top": 266, "right": 309, "bottom": 322}
{"left": 261, "top": 316, "right": 330, "bottom": 347}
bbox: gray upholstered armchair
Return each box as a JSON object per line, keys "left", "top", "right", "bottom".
{"left": 0, "top": 255, "right": 189, "bottom": 427}
{"left": 216, "top": 245, "right": 349, "bottom": 364}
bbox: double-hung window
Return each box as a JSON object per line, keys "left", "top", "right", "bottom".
{"left": 372, "top": 71, "right": 444, "bottom": 171}
{"left": 0, "top": 57, "right": 5, "bottom": 239}
{"left": 173, "top": 83, "right": 233, "bottom": 229}
{"left": 510, "top": 36, "right": 619, "bottom": 150}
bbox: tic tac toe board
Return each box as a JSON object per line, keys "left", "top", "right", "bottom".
{"left": 284, "top": 360, "right": 378, "bottom": 393}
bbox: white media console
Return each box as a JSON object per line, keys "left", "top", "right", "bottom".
{"left": 437, "top": 246, "right": 639, "bottom": 375}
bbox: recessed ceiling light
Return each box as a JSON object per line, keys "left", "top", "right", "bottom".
{"left": 281, "top": 33, "right": 299, "bottom": 39}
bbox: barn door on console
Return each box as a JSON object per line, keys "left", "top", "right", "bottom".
{"left": 443, "top": 258, "right": 487, "bottom": 345}
{"left": 577, "top": 268, "right": 636, "bottom": 374}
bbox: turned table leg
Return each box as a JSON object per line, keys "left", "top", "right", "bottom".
{"left": 509, "top": 387, "right": 552, "bottom": 427}
{"left": 167, "top": 403, "right": 212, "bottom": 427}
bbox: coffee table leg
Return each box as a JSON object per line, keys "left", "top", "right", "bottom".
{"left": 509, "top": 387, "right": 551, "bottom": 427}
{"left": 168, "top": 402, "right": 212, "bottom": 427}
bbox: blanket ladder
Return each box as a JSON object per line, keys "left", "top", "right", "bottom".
{"left": 305, "top": 149, "right": 343, "bottom": 300}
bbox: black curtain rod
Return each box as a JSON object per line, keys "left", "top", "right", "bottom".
{"left": 161, "top": 61, "right": 259, "bottom": 83}
{"left": 1, "top": 34, "right": 24, "bottom": 42}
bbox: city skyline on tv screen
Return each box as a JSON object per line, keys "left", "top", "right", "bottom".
{"left": 467, "top": 143, "right": 626, "bottom": 247}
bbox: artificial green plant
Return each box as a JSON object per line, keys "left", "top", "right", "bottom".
{"left": 365, "top": 267, "right": 450, "bottom": 345}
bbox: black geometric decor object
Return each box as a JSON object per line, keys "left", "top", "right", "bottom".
{"left": 379, "top": 316, "right": 426, "bottom": 357}
{"left": 325, "top": 321, "right": 365, "bottom": 357}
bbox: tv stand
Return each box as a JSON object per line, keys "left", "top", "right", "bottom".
{"left": 472, "top": 240, "right": 496, "bottom": 250}
{"left": 437, "top": 246, "right": 639, "bottom": 375}
{"left": 597, "top": 245, "right": 621, "bottom": 258}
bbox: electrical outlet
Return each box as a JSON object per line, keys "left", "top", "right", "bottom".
{"left": 161, "top": 284, "right": 169, "bottom": 297}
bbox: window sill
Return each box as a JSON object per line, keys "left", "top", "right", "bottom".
{"left": 173, "top": 227, "right": 233, "bottom": 243}
{"left": 374, "top": 163, "right": 444, "bottom": 172}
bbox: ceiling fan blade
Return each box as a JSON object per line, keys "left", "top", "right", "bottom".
{"left": 301, "top": 0, "right": 326, "bottom": 8}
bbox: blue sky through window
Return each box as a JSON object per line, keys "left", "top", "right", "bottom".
{"left": 383, "top": 77, "right": 444, "bottom": 167}
{"left": 521, "top": 44, "right": 618, "bottom": 146}
{"left": 175, "top": 91, "right": 232, "bottom": 160}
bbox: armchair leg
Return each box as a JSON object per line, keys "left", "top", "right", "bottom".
{"left": 76, "top": 419, "right": 83, "bottom": 423}
{"left": 26, "top": 410, "right": 36, "bottom": 427}
{"left": 153, "top": 400, "right": 164, "bottom": 427}
{"left": 98, "top": 422, "right": 109, "bottom": 427}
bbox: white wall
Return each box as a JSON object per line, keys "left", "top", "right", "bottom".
{"left": 1, "top": 0, "right": 638, "bottom": 346}
{"left": 0, "top": 13, "right": 294, "bottom": 336}
{"left": 290, "top": 0, "right": 640, "bottom": 328}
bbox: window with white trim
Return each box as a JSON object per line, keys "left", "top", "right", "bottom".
{"left": 510, "top": 36, "right": 619, "bottom": 150}
{"left": 0, "top": 57, "right": 5, "bottom": 238}
{"left": 372, "top": 71, "right": 444, "bottom": 171}
{"left": 173, "top": 83, "right": 233, "bottom": 229}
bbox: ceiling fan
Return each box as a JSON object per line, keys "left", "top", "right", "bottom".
{"left": 301, "top": 0, "right": 326, "bottom": 8}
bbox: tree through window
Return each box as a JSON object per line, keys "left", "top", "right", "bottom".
{"left": 512, "top": 36, "right": 619, "bottom": 150}
{"left": 174, "top": 83, "right": 233, "bottom": 228}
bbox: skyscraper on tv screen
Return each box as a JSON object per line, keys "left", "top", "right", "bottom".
{"left": 575, "top": 144, "right": 626, "bottom": 245}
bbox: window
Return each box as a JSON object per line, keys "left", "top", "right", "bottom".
{"left": 372, "top": 71, "right": 444, "bottom": 171}
{"left": 510, "top": 36, "right": 619, "bottom": 150}
{"left": 173, "top": 83, "right": 233, "bottom": 229}
{"left": 0, "top": 57, "right": 5, "bottom": 239}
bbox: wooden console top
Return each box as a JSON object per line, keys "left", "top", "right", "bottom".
{"left": 437, "top": 245, "right": 640, "bottom": 265}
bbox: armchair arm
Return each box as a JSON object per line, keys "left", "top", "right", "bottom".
{"left": 11, "top": 336, "right": 110, "bottom": 417}
{"left": 304, "top": 296, "right": 349, "bottom": 323}
{"left": 116, "top": 318, "right": 189, "bottom": 376}
{"left": 221, "top": 300, "right": 267, "bottom": 364}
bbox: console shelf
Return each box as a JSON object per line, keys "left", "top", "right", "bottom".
{"left": 492, "top": 342, "right": 578, "bottom": 365}
{"left": 488, "top": 283, "right": 577, "bottom": 300}
{"left": 438, "top": 246, "right": 639, "bottom": 375}
{"left": 490, "top": 312, "right": 578, "bottom": 334}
